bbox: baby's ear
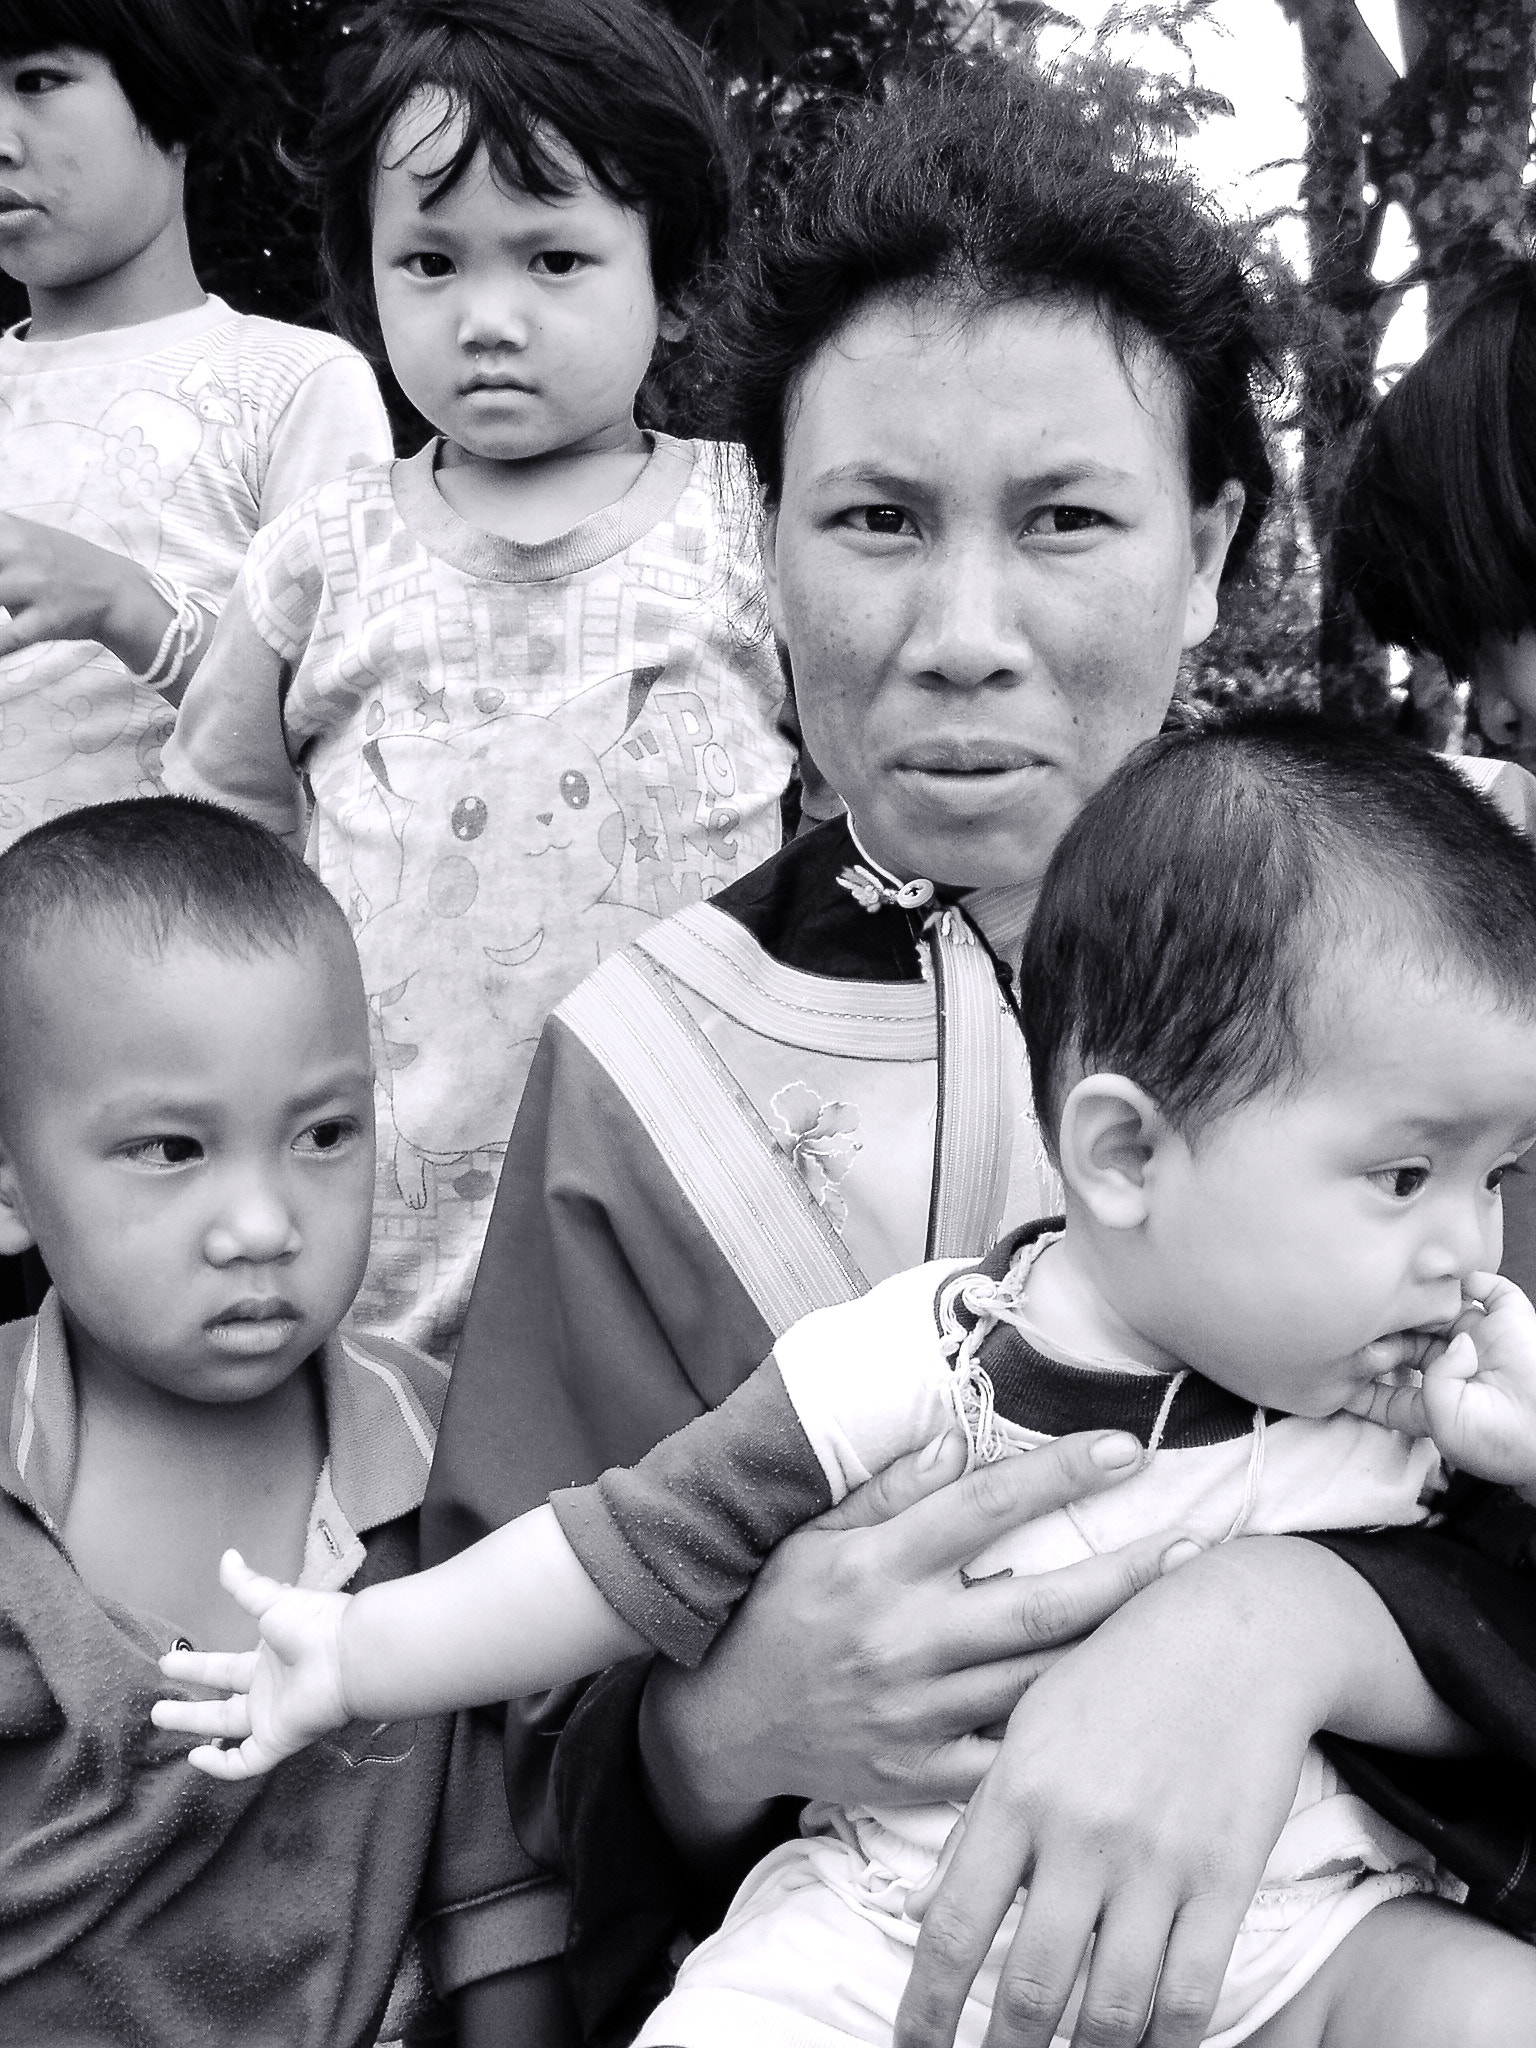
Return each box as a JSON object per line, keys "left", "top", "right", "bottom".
{"left": 656, "top": 305, "right": 688, "bottom": 344}
{"left": 1057, "top": 1075, "right": 1168, "bottom": 1230}
{"left": 0, "top": 1147, "right": 36, "bottom": 1258}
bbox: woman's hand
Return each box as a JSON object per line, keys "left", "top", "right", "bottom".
{"left": 638, "top": 1430, "right": 1201, "bottom": 1863}
{"left": 0, "top": 511, "right": 184, "bottom": 675}
{"left": 894, "top": 1535, "right": 1474, "bottom": 2048}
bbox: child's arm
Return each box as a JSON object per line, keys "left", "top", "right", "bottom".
{"left": 0, "top": 512, "right": 210, "bottom": 694}
{"left": 152, "top": 1503, "right": 647, "bottom": 1781}
{"left": 1345, "top": 1271, "right": 1536, "bottom": 1503}
{"left": 160, "top": 553, "right": 311, "bottom": 846}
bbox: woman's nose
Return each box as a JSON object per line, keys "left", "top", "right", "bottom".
{"left": 203, "top": 1179, "right": 302, "bottom": 1267}
{"left": 905, "top": 546, "right": 1027, "bottom": 689}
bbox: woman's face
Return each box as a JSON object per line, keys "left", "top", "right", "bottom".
{"left": 763, "top": 293, "right": 1242, "bottom": 891}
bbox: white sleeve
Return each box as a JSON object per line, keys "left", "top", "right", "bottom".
{"left": 771, "top": 1257, "right": 976, "bottom": 1503}
{"left": 257, "top": 353, "right": 394, "bottom": 525}
{"left": 162, "top": 553, "right": 308, "bottom": 845}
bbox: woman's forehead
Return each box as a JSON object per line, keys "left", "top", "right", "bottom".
{"left": 781, "top": 289, "right": 1188, "bottom": 491}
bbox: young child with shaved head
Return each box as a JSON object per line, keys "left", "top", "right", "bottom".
{"left": 0, "top": 796, "right": 540, "bottom": 2046}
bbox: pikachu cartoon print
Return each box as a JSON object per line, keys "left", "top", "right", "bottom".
{"left": 355, "top": 664, "right": 660, "bottom": 1210}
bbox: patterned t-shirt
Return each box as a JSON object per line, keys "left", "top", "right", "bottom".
{"left": 166, "top": 434, "right": 794, "bottom": 1359}
{"left": 0, "top": 296, "right": 391, "bottom": 844}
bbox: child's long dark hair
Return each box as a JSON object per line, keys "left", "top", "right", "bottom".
{"left": 311, "top": 0, "right": 735, "bottom": 365}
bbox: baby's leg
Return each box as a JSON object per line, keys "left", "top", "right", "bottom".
{"left": 1247, "top": 1895, "right": 1536, "bottom": 2048}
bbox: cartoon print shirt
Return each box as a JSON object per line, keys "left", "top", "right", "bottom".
{"left": 0, "top": 296, "right": 392, "bottom": 845}
{"left": 165, "top": 433, "right": 794, "bottom": 1360}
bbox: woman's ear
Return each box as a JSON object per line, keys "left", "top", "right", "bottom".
{"left": 656, "top": 304, "right": 688, "bottom": 345}
{"left": 0, "top": 1148, "right": 35, "bottom": 1259}
{"left": 1181, "top": 480, "right": 1246, "bottom": 652}
{"left": 1058, "top": 1074, "right": 1172, "bottom": 1230}
{"left": 760, "top": 498, "right": 785, "bottom": 638}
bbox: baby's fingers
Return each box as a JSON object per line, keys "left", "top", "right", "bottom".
{"left": 218, "top": 1548, "right": 291, "bottom": 1619}
{"left": 151, "top": 1692, "right": 254, "bottom": 1741}
{"left": 157, "top": 1646, "right": 259, "bottom": 1690}
{"left": 1343, "top": 1377, "right": 1429, "bottom": 1436}
{"left": 185, "top": 1737, "right": 279, "bottom": 1782}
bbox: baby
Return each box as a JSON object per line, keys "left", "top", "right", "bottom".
{"left": 157, "top": 717, "right": 1536, "bottom": 2048}
{"left": 0, "top": 797, "right": 533, "bottom": 2047}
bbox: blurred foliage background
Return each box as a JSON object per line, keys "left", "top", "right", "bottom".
{"left": 6, "top": 1, "right": 1535, "bottom": 741}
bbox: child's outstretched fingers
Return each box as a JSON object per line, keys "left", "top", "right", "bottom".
{"left": 184, "top": 1736, "right": 280, "bottom": 1783}
{"left": 151, "top": 1670, "right": 258, "bottom": 1737}
{"left": 157, "top": 1645, "right": 259, "bottom": 1692}
{"left": 218, "top": 1547, "right": 291, "bottom": 1618}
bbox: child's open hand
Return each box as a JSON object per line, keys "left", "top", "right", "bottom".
{"left": 1345, "top": 1272, "right": 1536, "bottom": 1496}
{"left": 150, "top": 1548, "right": 353, "bottom": 1780}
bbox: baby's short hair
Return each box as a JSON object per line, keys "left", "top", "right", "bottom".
{"left": 0, "top": 797, "right": 352, "bottom": 972}
{"left": 1019, "top": 715, "right": 1536, "bottom": 1147}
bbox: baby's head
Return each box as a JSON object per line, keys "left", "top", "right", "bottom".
{"left": 0, "top": 0, "right": 262, "bottom": 303}
{"left": 314, "top": 0, "right": 731, "bottom": 459}
{"left": 0, "top": 797, "right": 374, "bottom": 1406}
{"left": 1019, "top": 716, "right": 1536, "bottom": 1415}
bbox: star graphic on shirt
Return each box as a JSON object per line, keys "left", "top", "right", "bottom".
{"left": 414, "top": 683, "right": 449, "bottom": 728}
{"left": 630, "top": 822, "right": 661, "bottom": 863}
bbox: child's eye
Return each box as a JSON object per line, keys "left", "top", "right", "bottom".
{"left": 1022, "top": 505, "right": 1109, "bottom": 537}
{"left": 841, "top": 506, "right": 915, "bottom": 538}
{"left": 14, "top": 65, "right": 75, "bottom": 94}
{"left": 294, "top": 1117, "right": 358, "bottom": 1157}
{"left": 532, "top": 250, "right": 586, "bottom": 277}
{"left": 403, "top": 252, "right": 455, "bottom": 280}
{"left": 122, "top": 1136, "right": 203, "bottom": 1170}
{"left": 1369, "top": 1165, "right": 1429, "bottom": 1199}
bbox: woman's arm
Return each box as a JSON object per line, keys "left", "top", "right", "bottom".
{"left": 892, "top": 1534, "right": 1485, "bottom": 2048}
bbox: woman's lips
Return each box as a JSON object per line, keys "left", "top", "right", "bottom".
{"left": 895, "top": 739, "right": 1047, "bottom": 774}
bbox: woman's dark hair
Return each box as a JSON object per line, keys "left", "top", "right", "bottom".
{"left": 0, "top": 0, "right": 265, "bottom": 153}
{"left": 1019, "top": 712, "right": 1536, "bottom": 1144}
{"left": 704, "top": 59, "right": 1278, "bottom": 578}
{"left": 312, "top": 0, "right": 735, "bottom": 360}
{"left": 1334, "top": 260, "right": 1536, "bottom": 675}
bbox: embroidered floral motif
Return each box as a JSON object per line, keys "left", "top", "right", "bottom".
{"left": 771, "top": 1080, "right": 862, "bottom": 1230}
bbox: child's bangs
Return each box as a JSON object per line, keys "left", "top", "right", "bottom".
{"left": 395, "top": 74, "right": 639, "bottom": 216}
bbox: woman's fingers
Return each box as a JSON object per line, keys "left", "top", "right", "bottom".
{"left": 884, "top": 1434, "right": 1145, "bottom": 1579}
{"left": 978, "top": 1877, "right": 1099, "bottom": 2048}
{"left": 819, "top": 1429, "right": 970, "bottom": 1532}
{"left": 151, "top": 1692, "right": 255, "bottom": 1740}
{"left": 1141, "top": 1897, "right": 1250, "bottom": 2048}
{"left": 1064, "top": 1894, "right": 1171, "bottom": 2048}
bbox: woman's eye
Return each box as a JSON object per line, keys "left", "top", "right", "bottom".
{"left": 404, "top": 252, "right": 455, "bottom": 280}
{"left": 295, "top": 1118, "right": 357, "bottom": 1157}
{"left": 123, "top": 1136, "right": 203, "bottom": 1170}
{"left": 846, "top": 506, "right": 913, "bottom": 537}
{"left": 1023, "top": 505, "right": 1108, "bottom": 536}
{"left": 15, "top": 66, "right": 73, "bottom": 94}
{"left": 1370, "top": 1165, "right": 1429, "bottom": 1199}
{"left": 532, "top": 250, "right": 585, "bottom": 277}
{"left": 1487, "top": 1162, "right": 1518, "bottom": 1192}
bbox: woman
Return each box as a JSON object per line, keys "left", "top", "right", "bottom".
{"left": 425, "top": 65, "right": 1536, "bottom": 2048}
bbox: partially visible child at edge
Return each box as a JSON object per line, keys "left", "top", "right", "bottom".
{"left": 0, "top": 797, "right": 535, "bottom": 2046}
{"left": 161, "top": 718, "right": 1536, "bottom": 2048}
{"left": 164, "top": 0, "right": 795, "bottom": 1363}
{"left": 0, "top": 0, "right": 392, "bottom": 845}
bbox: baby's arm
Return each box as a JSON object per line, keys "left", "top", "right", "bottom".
{"left": 153, "top": 1503, "right": 648, "bottom": 1780}
{"left": 1346, "top": 1271, "right": 1536, "bottom": 1502}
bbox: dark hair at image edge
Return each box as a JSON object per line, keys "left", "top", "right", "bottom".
{"left": 1334, "top": 260, "right": 1536, "bottom": 673}
{"left": 0, "top": 797, "right": 353, "bottom": 968}
{"left": 702, "top": 57, "right": 1279, "bottom": 578}
{"left": 0, "top": 0, "right": 268, "bottom": 153}
{"left": 1019, "top": 713, "right": 1536, "bottom": 1146}
{"left": 312, "top": 0, "right": 735, "bottom": 360}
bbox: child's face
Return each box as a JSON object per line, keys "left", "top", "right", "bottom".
{"left": 0, "top": 47, "right": 184, "bottom": 295}
{"left": 370, "top": 95, "right": 664, "bottom": 465}
{"left": 0, "top": 921, "right": 375, "bottom": 1404}
{"left": 1114, "top": 964, "right": 1536, "bottom": 1415}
